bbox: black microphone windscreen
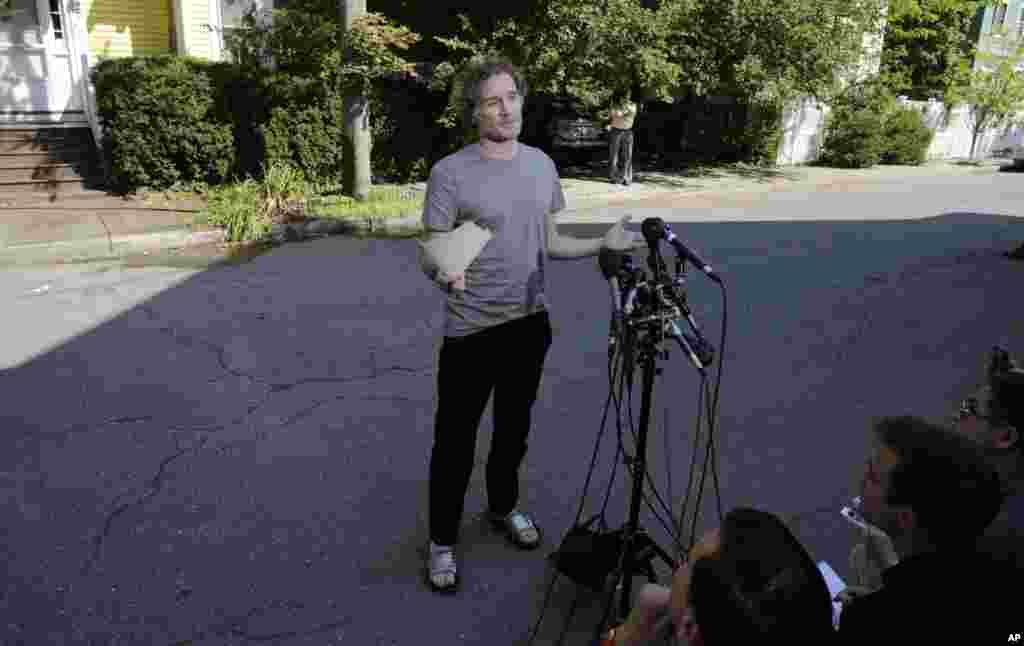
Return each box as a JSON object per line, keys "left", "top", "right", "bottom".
{"left": 598, "top": 247, "right": 625, "bottom": 280}
{"left": 641, "top": 217, "right": 665, "bottom": 245}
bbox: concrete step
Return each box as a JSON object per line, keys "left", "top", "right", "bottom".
{"left": 0, "top": 151, "right": 93, "bottom": 169}
{"left": 0, "top": 126, "right": 94, "bottom": 141}
{"left": 0, "top": 163, "right": 88, "bottom": 183}
{"left": 0, "top": 186, "right": 121, "bottom": 208}
{"left": 0, "top": 138, "right": 93, "bottom": 154}
{"left": 0, "top": 177, "right": 104, "bottom": 197}
{"left": 0, "top": 126, "right": 102, "bottom": 189}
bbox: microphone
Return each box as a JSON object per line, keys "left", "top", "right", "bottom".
{"left": 598, "top": 248, "right": 625, "bottom": 356}
{"left": 598, "top": 247, "right": 625, "bottom": 280}
{"left": 640, "top": 217, "right": 722, "bottom": 284}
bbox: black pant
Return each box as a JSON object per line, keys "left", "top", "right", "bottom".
{"left": 428, "top": 311, "right": 553, "bottom": 546}
{"left": 609, "top": 127, "right": 633, "bottom": 183}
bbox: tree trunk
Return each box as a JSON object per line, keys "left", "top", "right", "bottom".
{"left": 340, "top": 0, "right": 371, "bottom": 201}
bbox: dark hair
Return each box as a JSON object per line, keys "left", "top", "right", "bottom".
{"left": 458, "top": 57, "right": 529, "bottom": 128}
{"left": 873, "top": 415, "right": 1004, "bottom": 547}
{"left": 688, "top": 508, "right": 833, "bottom": 643}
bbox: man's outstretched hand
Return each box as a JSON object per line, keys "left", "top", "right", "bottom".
{"left": 434, "top": 271, "right": 466, "bottom": 292}
{"left": 603, "top": 215, "right": 645, "bottom": 252}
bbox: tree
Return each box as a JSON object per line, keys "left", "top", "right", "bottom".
{"left": 963, "top": 44, "right": 1024, "bottom": 158}
{"left": 430, "top": 0, "right": 688, "bottom": 114}
{"left": 339, "top": 0, "right": 370, "bottom": 201}
{"left": 226, "top": 0, "right": 420, "bottom": 187}
{"left": 684, "top": 0, "right": 889, "bottom": 104}
{"left": 880, "top": 0, "right": 986, "bottom": 102}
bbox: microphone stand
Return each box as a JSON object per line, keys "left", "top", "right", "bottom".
{"left": 590, "top": 242, "right": 714, "bottom": 645}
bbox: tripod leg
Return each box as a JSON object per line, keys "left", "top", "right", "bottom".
{"left": 593, "top": 567, "right": 625, "bottom": 646}
{"left": 649, "top": 541, "right": 678, "bottom": 572}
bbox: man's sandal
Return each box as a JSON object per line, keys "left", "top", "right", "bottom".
{"left": 489, "top": 509, "right": 542, "bottom": 550}
{"left": 424, "top": 543, "right": 459, "bottom": 594}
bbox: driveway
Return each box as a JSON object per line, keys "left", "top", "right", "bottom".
{"left": 3, "top": 172, "right": 1023, "bottom": 645}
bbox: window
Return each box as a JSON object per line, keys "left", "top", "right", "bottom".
{"left": 48, "top": 0, "right": 62, "bottom": 39}
{"left": 220, "top": 0, "right": 271, "bottom": 63}
{"left": 992, "top": 2, "right": 1007, "bottom": 29}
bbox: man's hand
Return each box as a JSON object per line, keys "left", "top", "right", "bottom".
{"left": 857, "top": 521, "right": 900, "bottom": 571}
{"left": 435, "top": 271, "right": 466, "bottom": 292}
{"left": 835, "top": 585, "right": 875, "bottom": 607}
{"left": 603, "top": 215, "right": 645, "bottom": 252}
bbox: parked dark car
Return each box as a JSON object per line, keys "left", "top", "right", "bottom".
{"left": 523, "top": 96, "right": 608, "bottom": 166}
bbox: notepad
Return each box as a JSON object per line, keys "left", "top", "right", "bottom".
{"left": 817, "top": 561, "right": 847, "bottom": 630}
{"left": 418, "top": 221, "right": 493, "bottom": 278}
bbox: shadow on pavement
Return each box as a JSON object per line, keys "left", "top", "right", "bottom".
{"left": 3, "top": 212, "right": 1023, "bottom": 645}
{"left": 557, "top": 159, "right": 800, "bottom": 190}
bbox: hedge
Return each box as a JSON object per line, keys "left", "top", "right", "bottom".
{"left": 92, "top": 56, "right": 239, "bottom": 192}
{"left": 92, "top": 55, "right": 462, "bottom": 192}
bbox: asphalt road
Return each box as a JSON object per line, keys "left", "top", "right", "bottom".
{"left": 3, "top": 172, "right": 1024, "bottom": 645}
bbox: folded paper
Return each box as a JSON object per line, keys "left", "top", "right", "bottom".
{"left": 418, "top": 221, "right": 494, "bottom": 277}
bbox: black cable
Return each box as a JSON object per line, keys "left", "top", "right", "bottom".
{"left": 531, "top": 265, "right": 732, "bottom": 644}
{"left": 709, "top": 280, "right": 729, "bottom": 523}
{"left": 685, "top": 279, "right": 731, "bottom": 548}
{"left": 524, "top": 342, "right": 626, "bottom": 646}
{"left": 675, "top": 375, "right": 707, "bottom": 560}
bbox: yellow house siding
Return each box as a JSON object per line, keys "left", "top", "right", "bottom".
{"left": 178, "top": 0, "right": 213, "bottom": 59}
{"left": 83, "top": 0, "right": 174, "bottom": 59}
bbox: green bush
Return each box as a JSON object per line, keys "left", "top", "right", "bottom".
{"left": 200, "top": 160, "right": 309, "bottom": 242}
{"left": 92, "top": 53, "right": 461, "bottom": 193}
{"left": 201, "top": 180, "right": 270, "bottom": 242}
{"left": 368, "top": 79, "right": 439, "bottom": 183}
{"left": 880, "top": 105, "right": 934, "bottom": 165}
{"left": 819, "top": 105, "right": 887, "bottom": 168}
{"left": 670, "top": 96, "right": 784, "bottom": 166}
{"left": 92, "top": 56, "right": 238, "bottom": 192}
{"left": 819, "top": 79, "right": 896, "bottom": 169}
{"left": 744, "top": 100, "right": 784, "bottom": 166}
{"left": 263, "top": 75, "right": 345, "bottom": 185}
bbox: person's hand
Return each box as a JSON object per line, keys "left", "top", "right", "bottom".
{"left": 605, "top": 124, "right": 611, "bottom": 131}
{"left": 857, "top": 521, "right": 900, "bottom": 571}
{"left": 435, "top": 271, "right": 466, "bottom": 292}
{"left": 835, "top": 585, "right": 875, "bottom": 607}
{"left": 602, "top": 215, "right": 644, "bottom": 252}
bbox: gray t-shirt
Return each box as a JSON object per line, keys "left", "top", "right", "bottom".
{"left": 422, "top": 142, "right": 567, "bottom": 338}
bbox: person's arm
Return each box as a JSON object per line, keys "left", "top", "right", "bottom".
{"left": 547, "top": 212, "right": 644, "bottom": 259}
{"left": 607, "top": 106, "right": 621, "bottom": 130}
{"left": 544, "top": 157, "right": 643, "bottom": 259}
{"left": 608, "top": 583, "right": 671, "bottom": 645}
{"left": 419, "top": 164, "right": 465, "bottom": 290}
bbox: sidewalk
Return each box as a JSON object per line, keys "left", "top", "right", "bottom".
{"left": 0, "top": 159, "right": 1007, "bottom": 266}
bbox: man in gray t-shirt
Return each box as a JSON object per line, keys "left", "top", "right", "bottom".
{"left": 419, "top": 58, "right": 643, "bottom": 593}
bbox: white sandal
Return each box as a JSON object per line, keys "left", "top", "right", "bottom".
{"left": 489, "top": 509, "right": 542, "bottom": 550}
{"left": 425, "top": 542, "right": 459, "bottom": 593}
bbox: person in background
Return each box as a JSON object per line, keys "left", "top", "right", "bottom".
{"left": 604, "top": 508, "right": 834, "bottom": 645}
{"left": 606, "top": 91, "right": 638, "bottom": 186}
{"left": 837, "top": 416, "right": 1007, "bottom": 642}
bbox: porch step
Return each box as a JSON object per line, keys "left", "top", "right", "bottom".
{"left": 0, "top": 163, "right": 87, "bottom": 183}
{"left": 0, "top": 126, "right": 104, "bottom": 193}
{"left": 0, "top": 151, "right": 93, "bottom": 169}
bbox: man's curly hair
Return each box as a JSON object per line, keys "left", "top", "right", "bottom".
{"left": 454, "top": 57, "right": 530, "bottom": 128}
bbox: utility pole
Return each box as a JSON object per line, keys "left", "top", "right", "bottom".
{"left": 339, "top": 0, "right": 370, "bottom": 201}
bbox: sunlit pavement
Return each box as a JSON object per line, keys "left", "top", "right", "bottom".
{"left": 3, "top": 173, "right": 1022, "bottom": 644}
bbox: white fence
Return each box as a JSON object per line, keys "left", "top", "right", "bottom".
{"left": 776, "top": 96, "right": 1022, "bottom": 165}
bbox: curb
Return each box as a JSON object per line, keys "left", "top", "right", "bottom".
{"left": 1, "top": 163, "right": 1008, "bottom": 266}
{"left": 0, "top": 227, "right": 225, "bottom": 267}
{"left": 272, "top": 211, "right": 425, "bottom": 242}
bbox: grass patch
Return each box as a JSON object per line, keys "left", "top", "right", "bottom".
{"left": 310, "top": 185, "right": 424, "bottom": 225}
